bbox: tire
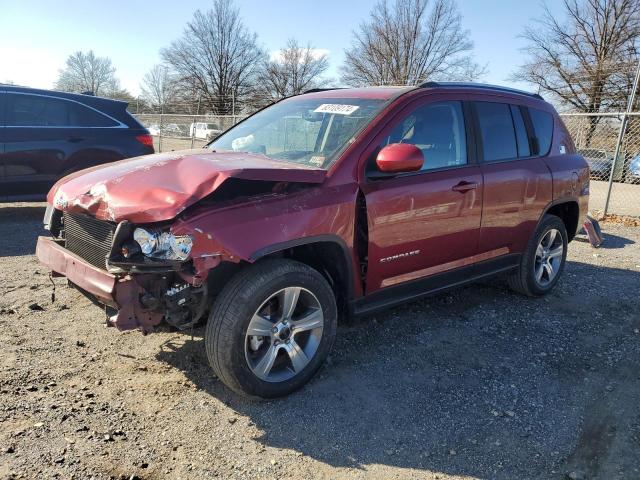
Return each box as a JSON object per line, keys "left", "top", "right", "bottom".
{"left": 205, "top": 259, "right": 337, "bottom": 398}
{"left": 508, "top": 214, "right": 568, "bottom": 297}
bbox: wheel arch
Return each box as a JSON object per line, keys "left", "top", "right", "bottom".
{"left": 249, "top": 235, "right": 355, "bottom": 319}
{"left": 541, "top": 199, "right": 580, "bottom": 241}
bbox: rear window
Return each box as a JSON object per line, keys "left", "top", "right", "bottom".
{"left": 475, "top": 102, "right": 517, "bottom": 161}
{"left": 6, "top": 93, "right": 119, "bottom": 127}
{"left": 529, "top": 108, "right": 554, "bottom": 156}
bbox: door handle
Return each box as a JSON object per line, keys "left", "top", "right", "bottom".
{"left": 451, "top": 181, "right": 478, "bottom": 193}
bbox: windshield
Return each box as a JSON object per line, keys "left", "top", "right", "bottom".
{"left": 209, "top": 97, "right": 385, "bottom": 169}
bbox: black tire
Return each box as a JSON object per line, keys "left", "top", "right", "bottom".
{"left": 205, "top": 259, "right": 337, "bottom": 398}
{"left": 508, "top": 214, "right": 568, "bottom": 297}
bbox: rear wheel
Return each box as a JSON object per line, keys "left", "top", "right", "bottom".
{"left": 205, "top": 259, "right": 337, "bottom": 398}
{"left": 508, "top": 214, "right": 568, "bottom": 296}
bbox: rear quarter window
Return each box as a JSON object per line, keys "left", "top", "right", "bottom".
{"left": 529, "top": 108, "right": 554, "bottom": 156}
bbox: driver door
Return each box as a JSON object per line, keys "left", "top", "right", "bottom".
{"left": 361, "top": 99, "right": 484, "bottom": 293}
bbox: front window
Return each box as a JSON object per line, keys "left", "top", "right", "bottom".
{"left": 377, "top": 101, "right": 467, "bottom": 171}
{"left": 209, "top": 97, "right": 385, "bottom": 169}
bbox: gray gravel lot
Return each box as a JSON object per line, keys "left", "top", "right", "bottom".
{"left": 1, "top": 202, "right": 639, "bottom": 480}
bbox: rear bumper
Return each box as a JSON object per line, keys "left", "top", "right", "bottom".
{"left": 36, "top": 236, "right": 163, "bottom": 331}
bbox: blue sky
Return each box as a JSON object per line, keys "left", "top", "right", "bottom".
{"left": 0, "top": 0, "right": 564, "bottom": 96}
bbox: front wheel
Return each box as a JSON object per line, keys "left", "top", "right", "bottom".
{"left": 205, "top": 259, "right": 337, "bottom": 398}
{"left": 508, "top": 214, "right": 568, "bottom": 296}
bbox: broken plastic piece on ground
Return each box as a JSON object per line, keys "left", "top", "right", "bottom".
{"left": 582, "top": 215, "right": 604, "bottom": 248}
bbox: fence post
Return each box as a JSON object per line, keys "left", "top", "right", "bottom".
{"left": 158, "top": 107, "right": 164, "bottom": 154}
{"left": 604, "top": 59, "right": 640, "bottom": 215}
{"left": 190, "top": 114, "right": 196, "bottom": 149}
{"left": 190, "top": 95, "right": 201, "bottom": 149}
{"left": 232, "top": 92, "right": 236, "bottom": 125}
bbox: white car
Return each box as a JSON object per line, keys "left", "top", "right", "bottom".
{"left": 147, "top": 124, "right": 160, "bottom": 136}
{"left": 147, "top": 123, "right": 184, "bottom": 137}
{"left": 629, "top": 154, "right": 640, "bottom": 182}
{"left": 190, "top": 122, "right": 222, "bottom": 141}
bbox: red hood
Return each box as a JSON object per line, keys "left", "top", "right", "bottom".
{"left": 48, "top": 150, "right": 326, "bottom": 223}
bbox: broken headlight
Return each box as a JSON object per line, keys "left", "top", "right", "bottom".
{"left": 133, "top": 228, "right": 193, "bottom": 261}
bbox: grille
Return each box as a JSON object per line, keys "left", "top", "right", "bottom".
{"left": 63, "top": 212, "right": 116, "bottom": 269}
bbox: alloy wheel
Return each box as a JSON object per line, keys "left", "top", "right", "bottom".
{"left": 534, "top": 228, "right": 564, "bottom": 287}
{"left": 244, "top": 287, "right": 324, "bottom": 382}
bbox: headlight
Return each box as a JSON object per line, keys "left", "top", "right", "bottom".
{"left": 133, "top": 228, "right": 193, "bottom": 261}
{"left": 133, "top": 228, "right": 157, "bottom": 255}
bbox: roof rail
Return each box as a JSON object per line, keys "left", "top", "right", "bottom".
{"left": 420, "top": 81, "right": 543, "bottom": 100}
{"left": 302, "top": 88, "right": 345, "bottom": 94}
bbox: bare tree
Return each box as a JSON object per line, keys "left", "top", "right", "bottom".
{"left": 341, "top": 0, "right": 484, "bottom": 86}
{"left": 258, "top": 38, "right": 330, "bottom": 100}
{"left": 514, "top": 0, "right": 640, "bottom": 114}
{"left": 161, "top": 0, "right": 265, "bottom": 114}
{"left": 140, "top": 65, "right": 176, "bottom": 111}
{"left": 55, "top": 50, "right": 119, "bottom": 96}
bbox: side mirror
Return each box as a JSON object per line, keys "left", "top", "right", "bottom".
{"left": 375, "top": 143, "right": 424, "bottom": 173}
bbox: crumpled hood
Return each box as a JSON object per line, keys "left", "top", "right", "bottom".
{"left": 48, "top": 149, "right": 326, "bottom": 223}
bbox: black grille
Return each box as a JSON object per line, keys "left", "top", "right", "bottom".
{"left": 63, "top": 212, "right": 116, "bottom": 269}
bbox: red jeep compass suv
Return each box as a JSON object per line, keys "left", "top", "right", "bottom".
{"left": 37, "top": 82, "right": 589, "bottom": 398}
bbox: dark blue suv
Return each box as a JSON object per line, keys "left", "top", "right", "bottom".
{"left": 0, "top": 85, "right": 154, "bottom": 201}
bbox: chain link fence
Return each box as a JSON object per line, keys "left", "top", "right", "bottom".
{"left": 560, "top": 113, "right": 640, "bottom": 217}
{"left": 132, "top": 109, "right": 640, "bottom": 218}
{"left": 134, "top": 114, "right": 248, "bottom": 153}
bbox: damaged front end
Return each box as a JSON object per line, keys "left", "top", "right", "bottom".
{"left": 37, "top": 206, "right": 233, "bottom": 333}
{"left": 37, "top": 150, "right": 328, "bottom": 333}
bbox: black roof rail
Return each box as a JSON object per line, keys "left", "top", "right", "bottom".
{"left": 420, "top": 81, "right": 544, "bottom": 100}
{"left": 302, "top": 87, "right": 345, "bottom": 94}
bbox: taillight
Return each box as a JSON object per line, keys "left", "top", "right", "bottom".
{"left": 136, "top": 134, "right": 154, "bottom": 148}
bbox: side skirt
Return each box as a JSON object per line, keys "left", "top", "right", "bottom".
{"left": 352, "top": 253, "right": 520, "bottom": 317}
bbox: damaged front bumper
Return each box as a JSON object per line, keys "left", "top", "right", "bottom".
{"left": 36, "top": 236, "right": 163, "bottom": 331}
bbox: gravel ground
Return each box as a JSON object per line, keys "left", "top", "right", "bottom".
{"left": 1, "top": 202, "right": 639, "bottom": 480}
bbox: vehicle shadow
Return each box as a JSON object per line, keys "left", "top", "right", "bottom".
{"left": 0, "top": 203, "right": 47, "bottom": 257}
{"left": 155, "top": 260, "right": 640, "bottom": 479}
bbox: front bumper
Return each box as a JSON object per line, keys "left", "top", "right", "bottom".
{"left": 36, "top": 236, "right": 163, "bottom": 331}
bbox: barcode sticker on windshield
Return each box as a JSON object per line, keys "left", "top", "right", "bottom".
{"left": 314, "top": 104, "right": 359, "bottom": 115}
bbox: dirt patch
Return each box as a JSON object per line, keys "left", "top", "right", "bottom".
{"left": 1, "top": 202, "right": 639, "bottom": 479}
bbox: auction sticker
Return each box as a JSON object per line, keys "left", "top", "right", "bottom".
{"left": 314, "top": 104, "right": 359, "bottom": 115}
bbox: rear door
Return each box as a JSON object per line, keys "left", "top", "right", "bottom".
{"left": 474, "top": 100, "right": 553, "bottom": 255}
{"left": 362, "top": 97, "right": 483, "bottom": 292}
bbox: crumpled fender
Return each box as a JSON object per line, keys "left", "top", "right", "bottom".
{"left": 169, "top": 182, "right": 361, "bottom": 292}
